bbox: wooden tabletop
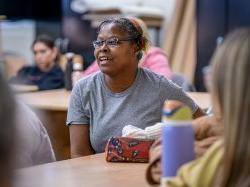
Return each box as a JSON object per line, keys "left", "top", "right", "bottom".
{"left": 187, "top": 92, "right": 211, "bottom": 109}
{"left": 15, "top": 153, "right": 150, "bottom": 187}
{"left": 11, "top": 84, "right": 39, "bottom": 93}
{"left": 18, "top": 89, "right": 211, "bottom": 111}
{"left": 18, "top": 89, "right": 70, "bottom": 111}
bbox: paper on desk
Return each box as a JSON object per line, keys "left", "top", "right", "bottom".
{"left": 122, "top": 123, "right": 164, "bottom": 139}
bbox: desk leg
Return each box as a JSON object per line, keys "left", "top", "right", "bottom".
{"left": 33, "top": 109, "right": 70, "bottom": 161}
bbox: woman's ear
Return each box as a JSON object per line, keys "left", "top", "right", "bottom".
{"left": 132, "top": 42, "right": 140, "bottom": 53}
{"left": 130, "top": 43, "right": 137, "bottom": 54}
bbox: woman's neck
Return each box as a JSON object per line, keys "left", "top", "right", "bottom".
{"left": 104, "top": 68, "right": 138, "bottom": 92}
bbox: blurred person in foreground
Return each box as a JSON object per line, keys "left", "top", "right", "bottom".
{"left": 15, "top": 101, "right": 56, "bottom": 168}
{"left": 72, "top": 17, "right": 172, "bottom": 83}
{"left": 0, "top": 73, "right": 56, "bottom": 187}
{"left": 10, "top": 35, "right": 64, "bottom": 90}
{"left": 67, "top": 17, "right": 205, "bottom": 158}
{"left": 0, "top": 70, "right": 16, "bottom": 187}
{"left": 148, "top": 28, "right": 250, "bottom": 187}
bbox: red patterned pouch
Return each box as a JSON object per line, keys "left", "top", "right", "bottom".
{"left": 105, "top": 137, "right": 155, "bottom": 163}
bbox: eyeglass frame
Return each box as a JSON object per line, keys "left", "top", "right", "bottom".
{"left": 92, "top": 36, "right": 137, "bottom": 49}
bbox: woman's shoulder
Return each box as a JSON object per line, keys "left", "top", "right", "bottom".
{"left": 17, "top": 65, "right": 38, "bottom": 75}
{"left": 76, "top": 71, "right": 102, "bottom": 88}
{"left": 140, "top": 68, "right": 169, "bottom": 84}
{"left": 72, "top": 71, "right": 102, "bottom": 99}
{"left": 20, "top": 65, "right": 35, "bottom": 71}
{"left": 49, "top": 64, "right": 64, "bottom": 73}
{"left": 142, "top": 68, "right": 178, "bottom": 88}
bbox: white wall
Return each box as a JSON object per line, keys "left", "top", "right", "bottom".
{"left": 0, "top": 20, "right": 36, "bottom": 64}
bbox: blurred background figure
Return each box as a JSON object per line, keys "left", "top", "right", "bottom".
{"left": 0, "top": 68, "right": 56, "bottom": 175}
{"left": 9, "top": 34, "right": 65, "bottom": 90}
{"left": 15, "top": 102, "right": 56, "bottom": 168}
{"left": 0, "top": 72, "right": 16, "bottom": 187}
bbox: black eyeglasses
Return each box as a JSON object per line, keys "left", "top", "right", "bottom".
{"left": 92, "top": 37, "right": 136, "bottom": 49}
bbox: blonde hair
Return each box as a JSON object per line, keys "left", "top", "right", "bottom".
{"left": 211, "top": 28, "right": 250, "bottom": 187}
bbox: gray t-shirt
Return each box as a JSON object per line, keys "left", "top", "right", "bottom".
{"left": 67, "top": 68, "right": 198, "bottom": 153}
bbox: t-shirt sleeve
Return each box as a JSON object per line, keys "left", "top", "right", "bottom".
{"left": 66, "top": 81, "right": 90, "bottom": 125}
{"left": 159, "top": 77, "right": 198, "bottom": 114}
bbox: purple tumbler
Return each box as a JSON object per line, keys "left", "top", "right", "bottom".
{"left": 162, "top": 123, "right": 194, "bottom": 177}
{"left": 161, "top": 100, "right": 194, "bottom": 179}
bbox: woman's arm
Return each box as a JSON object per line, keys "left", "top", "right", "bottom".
{"left": 69, "top": 124, "right": 95, "bottom": 158}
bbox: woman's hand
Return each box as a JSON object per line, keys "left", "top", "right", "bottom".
{"left": 192, "top": 115, "right": 223, "bottom": 158}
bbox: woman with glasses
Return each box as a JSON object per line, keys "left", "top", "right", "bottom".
{"left": 66, "top": 17, "right": 205, "bottom": 157}
{"left": 72, "top": 17, "right": 172, "bottom": 82}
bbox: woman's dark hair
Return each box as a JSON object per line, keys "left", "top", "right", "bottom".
{"left": 97, "top": 17, "right": 149, "bottom": 60}
{"left": 0, "top": 72, "right": 16, "bottom": 186}
{"left": 32, "top": 34, "right": 55, "bottom": 49}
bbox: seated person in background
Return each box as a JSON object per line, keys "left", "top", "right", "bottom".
{"left": 10, "top": 34, "right": 65, "bottom": 90}
{"left": 67, "top": 17, "right": 205, "bottom": 158}
{"left": 73, "top": 17, "right": 172, "bottom": 82}
{"left": 158, "top": 28, "right": 250, "bottom": 187}
{"left": 15, "top": 101, "right": 56, "bottom": 168}
{"left": 0, "top": 71, "right": 16, "bottom": 187}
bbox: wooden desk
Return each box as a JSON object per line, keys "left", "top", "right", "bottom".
{"left": 18, "top": 89, "right": 70, "bottom": 111}
{"left": 18, "top": 89, "right": 210, "bottom": 160}
{"left": 10, "top": 84, "right": 38, "bottom": 93}
{"left": 187, "top": 92, "right": 211, "bottom": 109}
{"left": 15, "top": 153, "right": 150, "bottom": 187}
{"left": 18, "top": 89, "right": 210, "bottom": 112}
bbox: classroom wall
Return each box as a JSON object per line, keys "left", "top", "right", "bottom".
{"left": 1, "top": 20, "right": 35, "bottom": 64}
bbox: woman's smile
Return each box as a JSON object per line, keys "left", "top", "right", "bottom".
{"left": 98, "top": 56, "right": 113, "bottom": 66}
